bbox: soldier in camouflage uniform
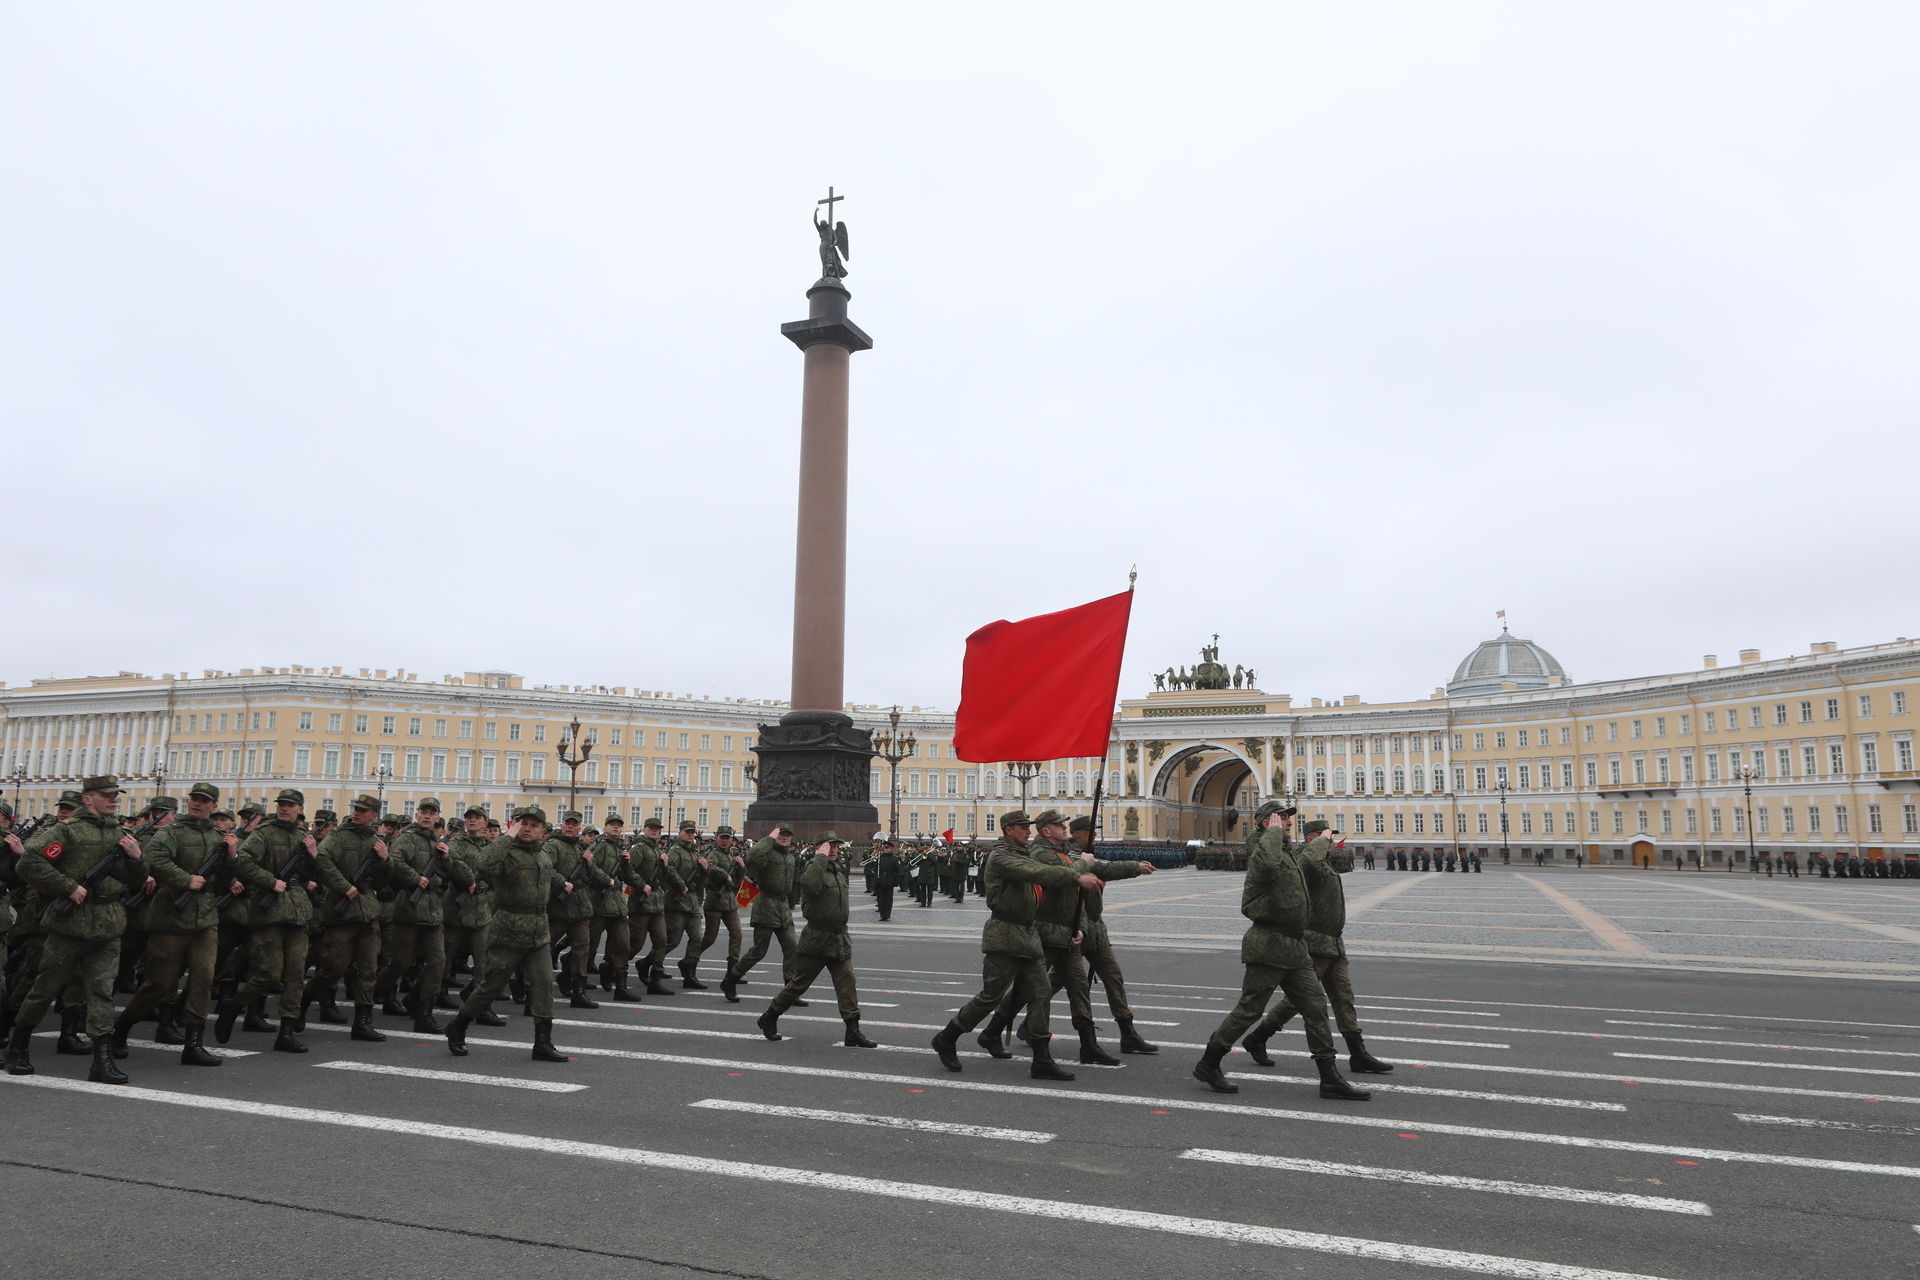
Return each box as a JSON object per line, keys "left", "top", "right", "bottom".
{"left": 1066, "top": 815, "right": 1158, "bottom": 1054}
{"left": 301, "top": 795, "right": 396, "bottom": 1043}
{"left": 112, "top": 782, "right": 237, "bottom": 1066}
{"left": 544, "top": 810, "right": 610, "bottom": 1009}
{"left": 442, "top": 806, "right": 504, "bottom": 1024}
{"left": 629, "top": 817, "right": 685, "bottom": 996}
{"left": 587, "top": 814, "right": 637, "bottom": 1001}
{"left": 722, "top": 825, "right": 802, "bottom": 1003}
{"left": 1194, "top": 804, "right": 1369, "bottom": 1100}
{"left": 692, "top": 824, "right": 746, "bottom": 979}
{"left": 115, "top": 793, "right": 178, "bottom": 996}
{"left": 931, "top": 810, "right": 1104, "bottom": 1081}
{"left": 445, "top": 805, "right": 571, "bottom": 1062}
{"left": 5, "top": 777, "right": 148, "bottom": 1082}
{"left": 218, "top": 788, "right": 318, "bottom": 1051}
{"left": 372, "top": 798, "right": 457, "bottom": 1032}
{"left": 1, "top": 791, "right": 82, "bottom": 1045}
{"left": 755, "top": 833, "right": 876, "bottom": 1047}
{"left": 663, "top": 820, "right": 710, "bottom": 989}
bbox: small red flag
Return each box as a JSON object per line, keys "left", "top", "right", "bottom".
{"left": 954, "top": 589, "right": 1133, "bottom": 764}
{"left": 941, "top": 828, "right": 955, "bottom": 842}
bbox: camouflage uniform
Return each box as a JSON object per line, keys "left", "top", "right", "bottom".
{"left": 723, "top": 832, "right": 799, "bottom": 998}
{"left": 446, "top": 808, "right": 570, "bottom": 1062}
{"left": 301, "top": 800, "right": 397, "bottom": 1039}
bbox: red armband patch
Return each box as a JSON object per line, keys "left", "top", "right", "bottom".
{"left": 43, "top": 842, "right": 63, "bottom": 860}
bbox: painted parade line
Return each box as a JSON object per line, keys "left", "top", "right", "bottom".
{"left": 1223, "top": 1073, "right": 1626, "bottom": 1111}
{"left": 311, "top": 1061, "right": 588, "bottom": 1092}
{"left": 1401, "top": 1057, "right": 1920, "bottom": 1106}
{"left": 357, "top": 1040, "right": 1920, "bottom": 1181}
{"left": 31, "top": 1032, "right": 258, "bottom": 1059}
{"left": 1605, "top": 1020, "right": 1870, "bottom": 1039}
{"left": 1734, "top": 1113, "right": 1920, "bottom": 1136}
{"left": 0, "top": 1074, "right": 1682, "bottom": 1280}
{"left": 619, "top": 999, "right": 1182, "bottom": 1029}
{"left": 1179, "top": 1148, "right": 1710, "bottom": 1215}
{"left": 546, "top": 1017, "right": 1132, "bottom": 1068}
{"left": 1611, "top": 1053, "right": 1920, "bottom": 1079}
{"left": 1353, "top": 994, "right": 1920, "bottom": 1033}
{"left": 1358, "top": 1019, "right": 1920, "bottom": 1059}
{"left": 690, "top": 1097, "right": 1054, "bottom": 1143}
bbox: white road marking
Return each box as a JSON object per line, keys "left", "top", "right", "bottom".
{"left": 1360, "top": 1019, "right": 1920, "bottom": 1059}
{"left": 690, "top": 1097, "right": 1054, "bottom": 1143}
{"left": 1360, "top": 995, "right": 1920, "bottom": 1032}
{"left": 1180, "top": 1149, "right": 1710, "bottom": 1215}
{"left": 1405, "top": 1057, "right": 1920, "bottom": 1105}
{"left": 311, "top": 1061, "right": 587, "bottom": 1092}
{"left": 1604, "top": 1021, "right": 1868, "bottom": 1039}
{"left": 1224, "top": 1073, "right": 1626, "bottom": 1111}
{"left": 1735, "top": 1113, "right": 1920, "bottom": 1136}
{"left": 1612, "top": 1053, "right": 1920, "bottom": 1079}
{"left": 622, "top": 1004, "right": 1181, "bottom": 1029}
{"left": 546, "top": 1017, "right": 1131, "bottom": 1067}
{"left": 370, "top": 1041, "right": 1920, "bottom": 1180}
{"left": 32, "top": 1033, "right": 258, "bottom": 1059}
{"left": 0, "top": 1074, "right": 1687, "bottom": 1280}
{"left": 1651, "top": 880, "right": 1920, "bottom": 945}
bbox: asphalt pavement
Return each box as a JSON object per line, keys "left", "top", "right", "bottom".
{"left": 4, "top": 866, "right": 1918, "bottom": 1280}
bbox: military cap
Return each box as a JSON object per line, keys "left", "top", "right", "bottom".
{"left": 679, "top": 819, "right": 698, "bottom": 833}
{"left": 314, "top": 809, "right": 337, "bottom": 823}
{"left": 238, "top": 801, "right": 265, "bottom": 817}
{"left": 603, "top": 813, "right": 626, "bottom": 826}
{"left": 1032, "top": 809, "right": 1069, "bottom": 828}
{"left": 80, "top": 775, "right": 122, "bottom": 795}
{"left": 463, "top": 805, "right": 487, "bottom": 818}
{"left": 713, "top": 825, "right": 735, "bottom": 838}
{"left": 417, "top": 797, "right": 442, "bottom": 812}
{"left": 1068, "top": 816, "right": 1094, "bottom": 833}
{"left": 1253, "top": 800, "right": 1297, "bottom": 823}
{"left": 1000, "top": 809, "right": 1034, "bottom": 829}
{"left": 772, "top": 824, "right": 795, "bottom": 836}
{"left": 642, "top": 817, "right": 664, "bottom": 830}
{"left": 350, "top": 794, "right": 381, "bottom": 812}
{"left": 0, "top": 802, "right": 11, "bottom": 818}
{"left": 819, "top": 831, "right": 847, "bottom": 844}
{"left": 1302, "top": 818, "right": 1330, "bottom": 836}
{"left": 148, "top": 795, "right": 180, "bottom": 812}
{"left": 57, "top": 790, "right": 81, "bottom": 808}
{"left": 380, "top": 813, "right": 405, "bottom": 827}
{"left": 188, "top": 782, "right": 221, "bottom": 802}
{"left": 514, "top": 804, "right": 549, "bottom": 825}
{"left": 274, "top": 787, "right": 306, "bottom": 806}
{"left": 211, "top": 808, "right": 235, "bottom": 821}
{"left": 562, "top": 810, "right": 584, "bottom": 823}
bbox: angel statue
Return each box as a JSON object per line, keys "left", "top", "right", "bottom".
{"left": 815, "top": 203, "right": 850, "bottom": 279}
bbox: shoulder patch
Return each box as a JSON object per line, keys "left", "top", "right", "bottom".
{"left": 44, "top": 842, "right": 63, "bottom": 860}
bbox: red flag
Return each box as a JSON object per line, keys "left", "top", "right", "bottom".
{"left": 954, "top": 589, "right": 1133, "bottom": 764}
{"left": 940, "top": 828, "right": 955, "bottom": 843}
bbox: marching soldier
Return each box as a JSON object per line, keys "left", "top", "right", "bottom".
{"left": 5, "top": 776, "right": 146, "bottom": 1083}
{"left": 949, "top": 841, "right": 972, "bottom": 902}
{"left": 1193, "top": 802, "right": 1369, "bottom": 1101}
{"left": 112, "top": 781, "right": 237, "bottom": 1066}
{"left": 300, "top": 794, "right": 395, "bottom": 1043}
{"left": 115, "top": 794, "right": 177, "bottom": 995}
{"left": 1240, "top": 818, "right": 1393, "bottom": 1077}
{"left": 664, "top": 820, "right": 710, "bottom": 989}
{"left": 588, "top": 814, "right": 636, "bottom": 1001}
{"left": 691, "top": 824, "right": 746, "bottom": 985}
{"left": 544, "top": 810, "right": 609, "bottom": 1010}
{"left": 0, "top": 791, "right": 81, "bottom": 1044}
{"left": 445, "top": 805, "right": 570, "bottom": 1062}
{"left": 756, "top": 833, "right": 876, "bottom": 1047}
{"left": 1067, "top": 815, "right": 1158, "bottom": 1054}
{"left": 873, "top": 838, "right": 899, "bottom": 921}
{"left": 628, "top": 817, "right": 681, "bottom": 996}
{"left": 930, "top": 810, "right": 1104, "bottom": 1080}
{"left": 219, "top": 788, "right": 318, "bottom": 1051}
{"left": 374, "top": 798, "right": 456, "bottom": 1032}
{"left": 443, "top": 806, "right": 505, "bottom": 1023}
{"left": 722, "top": 824, "right": 802, "bottom": 1003}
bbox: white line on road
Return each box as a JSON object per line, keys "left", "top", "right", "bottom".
{"left": 623, "top": 1004, "right": 1182, "bottom": 1029}
{"left": 0, "top": 1074, "right": 1686, "bottom": 1280}
{"left": 689, "top": 1098, "right": 1054, "bottom": 1143}
{"left": 1404, "top": 1057, "right": 1920, "bottom": 1106}
{"left": 1179, "top": 1148, "right": 1710, "bottom": 1215}
{"left": 1225, "top": 1073, "right": 1626, "bottom": 1111}
{"left": 1604, "top": 1021, "right": 1868, "bottom": 1039}
{"left": 310, "top": 1061, "right": 588, "bottom": 1092}
{"left": 1361, "top": 996, "right": 1920, "bottom": 1032}
{"left": 1612, "top": 1053, "right": 1920, "bottom": 1079}
{"left": 31, "top": 1033, "right": 258, "bottom": 1059}
{"left": 1358, "top": 1019, "right": 1920, "bottom": 1059}
{"left": 1734, "top": 1113, "right": 1920, "bottom": 1136}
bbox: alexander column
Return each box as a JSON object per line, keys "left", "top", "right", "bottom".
{"left": 745, "top": 189, "right": 880, "bottom": 840}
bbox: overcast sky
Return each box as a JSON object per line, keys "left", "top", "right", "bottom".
{"left": 4, "top": 3, "right": 1915, "bottom": 712}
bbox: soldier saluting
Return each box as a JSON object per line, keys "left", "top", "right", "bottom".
{"left": 754, "top": 833, "right": 876, "bottom": 1048}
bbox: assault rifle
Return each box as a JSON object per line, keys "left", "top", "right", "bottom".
{"left": 408, "top": 830, "right": 452, "bottom": 907}
{"left": 50, "top": 813, "right": 171, "bottom": 916}
{"left": 549, "top": 838, "right": 593, "bottom": 904}
{"left": 328, "top": 831, "right": 390, "bottom": 919}
{"left": 171, "top": 815, "right": 261, "bottom": 910}
{"left": 252, "top": 827, "right": 322, "bottom": 909}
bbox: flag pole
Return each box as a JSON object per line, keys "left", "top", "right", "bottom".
{"left": 1072, "top": 568, "right": 1133, "bottom": 938}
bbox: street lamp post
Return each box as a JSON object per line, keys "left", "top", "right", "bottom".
{"left": 871, "top": 706, "right": 917, "bottom": 840}
{"left": 372, "top": 764, "right": 392, "bottom": 812}
{"left": 1495, "top": 780, "right": 1511, "bottom": 865}
{"left": 556, "top": 716, "right": 594, "bottom": 818}
{"left": 1007, "top": 761, "right": 1045, "bottom": 818}
{"left": 7, "top": 762, "right": 29, "bottom": 815}
{"left": 1736, "top": 764, "right": 1758, "bottom": 874}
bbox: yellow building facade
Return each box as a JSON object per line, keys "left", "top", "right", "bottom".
{"left": 4, "top": 631, "right": 1917, "bottom": 866}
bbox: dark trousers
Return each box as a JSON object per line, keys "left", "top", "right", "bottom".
{"left": 1080, "top": 938, "right": 1135, "bottom": 1022}
{"left": 874, "top": 885, "right": 895, "bottom": 919}
{"left": 953, "top": 950, "right": 1053, "bottom": 1039}
{"left": 992, "top": 943, "right": 1093, "bottom": 1024}
{"left": 461, "top": 941, "right": 555, "bottom": 1020}
{"left": 233, "top": 924, "right": 310, "bottom": 1019}
{"left": 375, "top": 922, "right": 445, "bottom": 1002}
{"left": 633, "top": 911, "right": 670, "bottom": 975}
{"left": 695, "top": 907, "right": 741, "bottom": 965}
{"left": 124, "top": 928, "right": 218, "bottom": 1025}
{"left": 304, "top": 923, "right": 380, "bottom": 1007}
{"left": 548, "top": 917, "right": 590, "bottom": 982}
{"left": 1208, "top": 961, "right": 1336, "bottom": 1060}
{"left": 1262, "top": 952, "right": 1362, "bottom": 1037}
{"left": 18, "top": 932, "right": 120, "bottom": 1037}
{"left": 590, "top": 916, "right": 631, "bottom": 978}
{"left": 771, "top": 951, "right": 860, "bottom": 1018}
{"left": 730, "top": 922, "right": 797, "bottom": 983}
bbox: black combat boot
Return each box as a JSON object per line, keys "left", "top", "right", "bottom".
{"left": 88, "top": 1033, "right": 129, "bottom": 1085}
{"left": 5, "top": 1022, "right": 36, "bottom": 1076}
{"left": 435, "top": 983, "right": 461, "bottom": 1011}
{"left": 530, "top": 1017, "right": 570, "bottom": 1063}
{"left": 756, "top": 1008, "right": 784, "bottom": 1041}
{"left": 645, "top": 967, "right": 676, "bottom": 997}
{"left": 679, "top": 959, "right": 707, "bottom": 991}
{"left": 597, "top": 959, "right": 613, "bottom": 992}
{"left": 568, "top": 977, "right": 600, "bottom": 1011}
{"left": 720, "top": 972, "right": 740, "bottom": 1003}
{"left": 213, "top": 995, "right": 242, "bottom": 1045}
{"left": 1028, "top": 1036, "right": 1075, "bottom": 1081}
{"left": 350, "top": 1004, "right": 387, "bottom": 1043}
{"left": 474, "top": 1004, "right": 507, "bottom": 1027}
{"left": 274, "top": 1018, "right": 309, "bottom": 1054}
{"left": 931, "top": 1020, "right": 964, "bottom": 1072}
{"left": 155, "top": 1003, "right": 189, "bottom": 1044}
{"left": 445, "top": 1013, "right": 472, "bottom": 1057}
{"left": 380, "top": 992, "right": 409, "bottom": 1018}
{"left": 410, "top": 992, "right": 445, "bottom": 1035}
{"left": 1316, "top": 1056, "right": 1372, "bottom": 1101}
{"left": 1117, "top": 1019, "right": 1159, "bottom": 1055}
{"left": 1013, "top": 1016, "right": 1032, "bottom": 1046}
{"left": 1240, "top": 1023, "right": 1277, "bottom": 1067}
{"left": 318, "top": 991, "right": 348, "bottom": 1024}
{"left": 609, "top": 980, "right": 641, "bottom": 1004}
{"left": 0, "top": 1004, "right": 14, "bottom": 1043}
{"left": 56, "top": 1006, "right": 90, "bottom": 1055}
{"left": 1073, "top": 1016, "right": 1120, "bottom": 1067}
{"left": 975, "top": 1013, "right": 1013, "bottom": 1059}
{"left": 179, "top": 1023, "right": 222, "bottom": 1067}
{"left": 1192, "top": 1040, "right": 1238, "bottom": 1093}
{"left": 790, "top": 993, "right": 809, "bottom": 1008}
{"left": 843, "top": 1017, "right": 876, "bottom": 1048}
{"left": 1344, "top": 1031, "right": 1394, "bottom": 1074}
{"left": 240, "top": 998, "right": 273, "bottom": 1035}
{"left": 110, "top": 1008, "right": 137, "bottom": 1059}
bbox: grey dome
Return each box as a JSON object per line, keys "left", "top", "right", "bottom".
{"left": 1447, "top": 631, "right": 1567, "bottom": 696}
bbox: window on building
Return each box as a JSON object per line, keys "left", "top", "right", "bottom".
{"left": 1868, "top": 804, "right": 1883, "bottom": 834}
{"left": 1859, "top": 695, "right": 1874, "bottom": 719}
{"left": 294, "top": 747, "right": 311, "bottom": 774}
{"left": 678, "top": 733, "right": 690, "bottom": 749}
{"left": 1612, "top": 811, "right": 1625, "bottom": 835}
{"left": 1452, "top": 734, "right": 1464, "bottom": 750}
{"left": 530, "top": 756, "right": 545, "bottom": 780}
{"left": 1781, "top": 806, "right": 1794, "bottom": 834}
{"left": 1517, "top": 730, "right": 1530, "bottom": 748}
{"left": 1826, "top": 699, "right": 1841, "bottom": 721}
{"left": 699, "top": 763, "right": 711, "bottom": 788}
{"left": 1516, "top": 764, "right": 1530, "bottom": 788}
{"left": 1474, "top": 765, "right": 1487, "bottom": 790}
{"left": 381, "top": 716, "right": 396, "bottom": 735}
{"left": 355, "top": 715, "right": 369, "bottom": 735}
{"left": 1776, "top": 747, "right": 1791, "bottom": 777}
{"left": 656, "top": 731, "right": 668, "bottom": 748}
{"left": 700, "top": 734, "right": 712, "bottom": 751}
{"left": 1829, "top": 743, "right": 1845, "bottom": 775}
{"left": 1495, "top": 732, "right": 1508, "bottom": 749}
{"left": 1799, "top": 701, "right": 1813, "bottom": 723}
{"left": 1543, "top": 812, "right": 1555, "bottom": 834}
{"left": 1608, "top": 760, "right": 1622, "bottom": 785}
{"left": 1863, "top": 740, "right": 1879, "bottom": 772}
{"left": 1749, "top": 706, "right": 1762, "bottom": 729}
{"left": 324, "top": 748, "right": 340, "bottom": 777}
{"left": 1835, "top": 805, "right": 1849, "bottom": 835}
{"left": 1583, "top": 724, "right": 1595, "bottom": 744}
{"left": 1711, "top": 808, "right": 1723, "bottom": 834}
{"left": 1520, "top": 812, "right": 1533, "bottom": 835}
{"left": 1706, "top": 754, "right": 1720, "bottom": 781}
{"left": 298, "top": 711, "right": 314, "bottom": 731}
{"left": 1655, "top": 755, "right": 1670, "bottom": 783}
{"left": 1801, "top": 745, "right": 1817, "bottom": 776}
{"left": 1587, "top": 810, "right": 1600, "bottom": 835}
{"left": 1898, "top": 738, "right": 1915, "bottom": 771}
{"left": 407, "top": 717, "right": 421, "bottom": 736}
{"left": 533, "top": 725, "right": 546, "bottom": 743}
{"left": 1476, "top": 813, "right": 1489, "bottom": 834}
{"left": 1895, "top": 692, "right": 1908, "bottom": 716}
{"left": 1473, "top": 733, "right": 1485, "bottom": 751}
{"left": 404, "top": 752, "right": 420, "bottom": 779}
{"left": 1703, "top": 712, "right": 1717, "bottom": 733}
{"left": 1906, "top": 804, "right": 1919, "bottom": 835}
